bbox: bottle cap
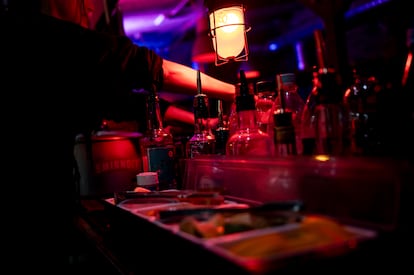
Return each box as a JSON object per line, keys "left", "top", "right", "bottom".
{"left": 236, "top": 70, "right": 256, "bottom": 112}
{"left": 278, "top": 73, "right": 296, "bottom": 86}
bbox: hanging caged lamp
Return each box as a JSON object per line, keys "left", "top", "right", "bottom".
{"left": 204, "top": 0, "right": 250, "bottom": 66}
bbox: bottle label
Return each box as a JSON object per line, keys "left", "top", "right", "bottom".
{"left": 146, "top": 146, "right": 176, "bottom": 190}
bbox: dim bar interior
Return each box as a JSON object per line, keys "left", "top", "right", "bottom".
{"left": 72, "top": 1, "right": 413, "bottom": 274}
{"left": 9, "top": 0, "right": 412, "bottom": 274}
{"left": 79, "top": 0, "right": 414, "bottom": 273}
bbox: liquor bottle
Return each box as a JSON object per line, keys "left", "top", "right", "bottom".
{"left": 214, "top": 99, "right": 229, "bottom": 155}
{"left": 139, "top": 85, "right": 176, "bottom": 190}
{"left": 255, "top": 80, "right": 276, "bottom": 133}
{"left": 186, "top": 70, "right": 216, "bottom": 158}
{"left": 300, "top": 68, "right": 319, "bottom": 155}
{"left": 343, "top": 69, "right": 381, "bottom": 155}
{"left": 308, "top": 68, "right": 349, "bottom": 156}
{"left": 272, "top": 73, "right": 305, "bottom": 155}
{"left": 226, "top": 70, "right": 273, "bottom": 157}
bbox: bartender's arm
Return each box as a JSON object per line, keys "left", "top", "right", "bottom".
{"left": 162, "top": 59, "right": 236, "bottom": 102}
{"left": 163, "top": 105, "right": 219, "bottom": 129}
{"left": 164, "top": 105, "right": 194, "bottom": 126}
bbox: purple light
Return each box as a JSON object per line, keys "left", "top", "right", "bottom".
{"left": 345, "top": 0, "right": 391, "bottom": 18}
{"left": 154, "top": 14, "right": 166, "bottom": 26}
{"left": 295, "top": 42, "right": 305, "bottom": 70}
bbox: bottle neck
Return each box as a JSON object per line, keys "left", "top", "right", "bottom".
{"left": 237, "top": 110, "right": 259, "bottom": 131}
{"left": 194, "top": 117, "right": 212, "bottom": 134}
{"left": 144, "top": 92, "right": 174, "bottom": 144}
{"left": 146, "top": 94, "right": 164, "bottom": 132}
{"left": 216, "top": 99, "right": 227, "bottom": 129}
{"left": 192, "top": 93, "right": 212, "bottom": 134}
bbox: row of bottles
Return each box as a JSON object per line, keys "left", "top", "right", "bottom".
{"left": 140, "top": 65, "right": 404, "bottom": 183}
{"left": 184, "top": 69, "right": 273, "bottom": 158}
{"left": 224, "top": 67, "right": 392, "bottom": 158}
{"left": 181, "top": 66, "right": 402, "bottom": 161}
{"left": 138, "top": 64, "right": 408, "bottom": 192}
{"left": 226, "top": 70, "right": 305, "bottom": 157}
{"left": 186, "top": 68, "right": 346, "bottom": 158}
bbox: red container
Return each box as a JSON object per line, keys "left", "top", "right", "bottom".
{"left": 74, "top": 131, "right": 143, "bottom": 197}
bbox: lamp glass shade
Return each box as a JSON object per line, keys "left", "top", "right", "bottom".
{"left": 209, "top": 6, "right": 245, "bottom": 60}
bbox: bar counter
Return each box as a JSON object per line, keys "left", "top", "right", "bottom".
{"left": 73, "top": 155, "right": 414, "bottom": 274}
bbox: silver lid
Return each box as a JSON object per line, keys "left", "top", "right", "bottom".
{"left": 136, "top": 172, "right": 159, "bottom": 187}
